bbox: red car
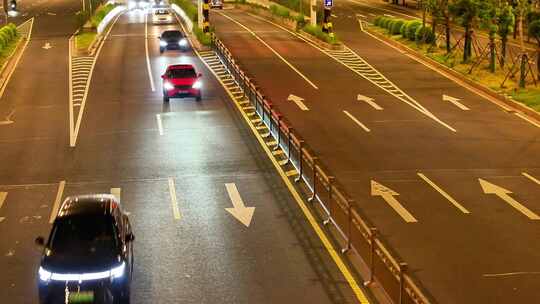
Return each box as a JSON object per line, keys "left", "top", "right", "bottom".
{"left": 161, "top": 64, "right": 202, "bottom": 102}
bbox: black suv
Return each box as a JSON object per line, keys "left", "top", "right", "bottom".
{"left": 159, "top": 30, "right": 189, "bottom": 53}
{"left": 36, "top": 194, "right": 135, "bottom": 304}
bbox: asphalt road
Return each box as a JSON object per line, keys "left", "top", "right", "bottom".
{"left": 212, "top": 7, "right": 540, "bottom": 303}
{"left": 0, "top": 4, "right": 363, "bottom": 304}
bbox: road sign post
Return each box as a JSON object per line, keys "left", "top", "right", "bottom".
{"left": 322, "top": 0, "right": 333, "bottom": 37}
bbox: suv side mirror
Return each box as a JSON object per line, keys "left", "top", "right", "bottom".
{"left": 35, "top": 236, "right": 45, "bottom": 247}
{"left": 125, "top": 233, "right": 135, "bottom": 243}
{"left": 161, "top": 75, "right": 166, "bottom": 79}
{"left": 198, "top": 73, "right": 202, "bottom": 78}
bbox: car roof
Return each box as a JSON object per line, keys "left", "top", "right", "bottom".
{"left": 168, "top": 64, "right": 196, "bottom": 70}
{"left": 56, "top": 194, "right": 119, "bottom": 219}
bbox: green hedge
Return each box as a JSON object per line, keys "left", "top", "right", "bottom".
{"left": 193, "top": 25, "right": 211, "bottom": 46}
{"left": 270, "top": 4, "right": 290, "bottom": 19}
{"left": 90, "top": 4, "right": 115, "bottom": 28}
{"left": 415, "top": 25, "right": 435, "bottom": 44}
{"left": 0, "top": 23, "right": 18, "bottom": 52}
{"left": 390, "top": 19, "right": 405, "bottom": 35}
{"left": 303, "top": 24, "right": 338, "bottom": 44}
{"left": 405, "top": 20, "right": 422, "bottom": 41}
{"left": 171, "top": 0, "right": 198, "bottom": 22}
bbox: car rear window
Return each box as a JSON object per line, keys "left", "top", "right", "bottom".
{"left": 155, "top": 9, "right": 170, "bottom": 15}
{"left": 169, "top": 68, "right": 196, "bottom": 78}
{"left": 49, "top": 215, "right": 119, "bottom": 255}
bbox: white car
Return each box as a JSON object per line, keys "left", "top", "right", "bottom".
{"left": 152, "top": 9, "right": 173, "bottom": 24}
{"left": 210, "top": 0, "right": 223, "bottom": 9}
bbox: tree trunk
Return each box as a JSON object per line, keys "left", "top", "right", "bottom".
{"left": 445, "top": 15, "right": 451, "bottom": 53}
{"left": 432, "top": 19, "right": 437, "bottom": 46}
{"left": 501, "top": 37, "right": 507, "bottom": 68}
{"left": 463, "top": 26, "right": 472, "bottom": 63}
{"left": 519, "top": 53, "right": 527, "bottom": 88}
{"left": 489, "top": 33, "right": 496, "bottom": 73}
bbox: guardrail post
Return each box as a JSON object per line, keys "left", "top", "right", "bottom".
{"left": 273, "top": 115, "right": 282, "bottom": 151}
{"left": 308, "top": 157, "right": 318, "bottom": 202}
{"left": 285, "top": 128, "right": 293, "bottom": 165}
{"left": 294, "top": 140, "right": 304, "bottom": 183}
{"left": 323, "top": 176, "right": 334, "bottom": 225}
{"left": 364, "top": 227, "right": 378, "bottom": 286}
{"left": 341, "top": 199, "right": 353, "bottom": 253}
{"left": 399, "top": 262, "right": 408, "bottom": 304}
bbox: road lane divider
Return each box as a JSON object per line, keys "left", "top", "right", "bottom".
{"left": 216, "top": 11, "right": 319, "bottom": 90}
{"left": 522, "top": 172, "right": 540, "bottom": 186}
{"left": 168, "top": 178, "right": 181, "bottom": 220}
{"left": 0, "top": 192, "right": 7, "bottom": 223}
{"left": 371, "top": 180, "right": 417, "bottom": 223}
{"left": 144, "top": 9, "right": 156, "bottom": 92}
{"left": 49, "top": 181, "right": 66, "bottom": 223}
{"left": 343, "top": 110, "right": 370, "bottom": 132}
{"left": 194, "top": 45, "right": 372, "bottom": 303}
{"left": 479, "top": 178, "right": 540, "bottom": 220}
{"left": 417, "top": 173, "right": 470, "bottom": 214}
{"left": 225, "top": 183, "right": 255, "bottom": 227}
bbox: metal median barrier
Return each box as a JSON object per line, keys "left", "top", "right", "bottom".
{"left": 211, "top": 34, "right": 433, "bottom": 304}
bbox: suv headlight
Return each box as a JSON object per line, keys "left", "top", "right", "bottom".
{"left": 159, "top": 40, "right": 167, "bottom": 47}
{"left": 163, "top": 81, "right": 174, "bottom": 90}
{"left": 179, "top": 38, "right": 188, "bottom": 47}
{"left": 110, "top": 262, "right": 125, "bottom": 279}
{"left": 192, "top": 80, "right": 202, "bottom": 89}
{"left": 39, "top": 267, "right": 52, "bottom": 282}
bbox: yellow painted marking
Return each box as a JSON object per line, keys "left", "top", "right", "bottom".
{"left": 49, "top": 181, "right": 66, "bottom": 223}
{"left": 286, "top": 170, "right": 298, "bottom": 177}
{"left": 278, "top": 159, "right": 288, "bottom": 166}
{"left": 255, "top": 125, "right": 267, "bottom": 130}
{"left": 0, "top": 192, "right": 7, "bottom": 209}
{"left": 522, "top": 172, "right": 540, "bottom": 186}
{"left": 417, "top": 173, "right": 470, "bottom": 214}
{"left": 168, "top": 178, "right": 181, "bottom": 220}
{"left": 265, "top": 140, "right": 277, "bottom": 146}
{"left": 260, "top": 132, "right": 270, "bottom": 137}
{"left": 272, "top": 150, "right": 284, "bottom": 156}
{"left": 251, "top": 118, "right": 262, "bottom": 124}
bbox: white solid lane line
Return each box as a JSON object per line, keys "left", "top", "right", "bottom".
{"left": 514, "top": 112, "right": 540, "bottom": 129}
{"left": 343, "top": 110, "right": 370, "bottom": 132}
{"left": 144, "top": 9, "right": 156, "bottom": 92}
{"left": 442, "top": 95, "right": 470, "bottom": 111}
{"left": 522, "top": 172, "right": 540, "bottom": 186}
{"left": 168, "top": 178, "right": 181, "bottom": 220}
{"left": 0, "top": 192, "right": 7, "bottom": 222}
{"left": 49, "top": 181, "right": 66, "bottom": 224}
{"left": 417, "top": 173, "right": 470, "bottom": 214}
{"left": 217, "top": 12, "right": 319, "bottom": 90}
{"left": 156, "top": 114, "right": 164, "bottom": 135}
{"left": 110, "top": 187, "right": 121, "bottom": 202}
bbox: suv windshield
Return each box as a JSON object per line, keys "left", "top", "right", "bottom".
{"left": 169, "top": 68, "right": 196, "bottom": 78}
{"left": 49, "top": 215, "right": 119, "bottom": 255}
{"left": 161, "top": 31, "right": 182, "bottom": 39}
{"left": 155, "top": 9, "right": 169, "bottom": 15}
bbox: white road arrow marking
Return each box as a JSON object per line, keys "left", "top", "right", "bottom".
{"left": 288, "top": 94, "right": 309, "bottom": 111}
{"left": 357, "top": 94, "right": 383, "bottom": 110}
{"left": 443, "top": 94, "right": 469, "bottom": 111}
{"left": 479, "top": 178, "right": 540, "bottom": 220}
{"left": 371, "top": 180, "right": 417, "bottom": 223}
{"left": 225, "top": 183, "right": 255, "bottom": 227}
{"left": 42, "top": 42, "right": 52, "bottom": 50}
